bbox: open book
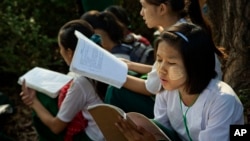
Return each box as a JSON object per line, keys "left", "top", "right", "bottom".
{"left": 17, "top": 67, "right": 73, "bottom": 98}
{"left": 70, "top": 31, "right": 128, "bottom": 88}
{"left": 87, "top": 104, "right": 171, "bottom": 141}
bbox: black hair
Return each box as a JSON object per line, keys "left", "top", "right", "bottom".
{"left": 58, "top": 19, "right": 94, "bottom": 51}
{"left": 104, "top": 5, "right": 131, "bottom": 29}
{"left": 144, "top": 0, "right": 186, "bottom": 17}
{"left": 58, "top": 19, "right": 106, "bottom": 100}
{"left": 155, "top": 23, "right": 216, "bottom": 94}
{"left": 80, "top": 10, "right": 100, "bottom": 28}
{"left": 144, "top": 0, "right": 223, "bottom": 57}
{"left": 92, "top": 12, "right": 125, "bottom": 44}
{"left": 187, "top": 0, "right": 223, "bottom": 57}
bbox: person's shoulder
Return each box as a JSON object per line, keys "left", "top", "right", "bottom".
{"left": 207, "top": 79, "right": 236, "bottom": 96}
{"left": 73, "top": 75, "right": 92, "bottom": 86}
{"left": 205, "top": 79, "right": 241, "bottom": 103}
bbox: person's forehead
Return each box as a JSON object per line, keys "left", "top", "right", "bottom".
{"left": 157, "top": 41, "right": 181, "bottom": 59}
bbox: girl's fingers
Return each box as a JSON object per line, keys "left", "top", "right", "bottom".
{"left": 116, "top": 116, "right": 143, "bottom": 140}
{"left": 21, "top": 93, "right": 32, "bottom": 104}
{"left": 116, "top": 116, "right": 156, "bottom": 141}
{"left": 20, "top": 91, "right": 24, "bottom": 96}
{"left": 21, "top": 95, "right": 31, "bottom": 102}
{"left": 21, "top": 79, "right": 26, "bottom": 92}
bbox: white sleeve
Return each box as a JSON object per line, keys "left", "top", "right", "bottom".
{"left": 154, "top": 91, "right": 172, "bottom": 129}
{"left": 214, "top": 54, "right": 222, "bottom": 80}
{"left": 199, "top": 94, "right": 244, "bottom": 141}
{"left": 145, "top": 63, "right": 161, "bottom": 94}
{"left": 56, "top": 77, "right": 88, "bottom": 122}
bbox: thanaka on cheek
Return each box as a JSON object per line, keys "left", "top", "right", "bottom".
{"left": 168, "top": 66, "right": 184, "bottom": 80}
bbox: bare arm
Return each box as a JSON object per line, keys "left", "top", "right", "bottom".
{"left": 31, "top": 98, "right": 67, "bottom": 134}
{"left": 120, "top": 58, "right": 152, "bottom": 74}
{"left": 20, "top": 81, "right": 67, "bottom": 134}
{"left": 123, "top": 75, "right": 152, "bottom": 96}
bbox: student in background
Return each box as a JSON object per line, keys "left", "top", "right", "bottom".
{"left": 81, "top": 10, "right": 153, "bottom": 95}
{"left": 104, "top": 5, "right": 155, "bottom": 65}
{"left": 20, "top": 19, "right": 105, "bottom": 141}
{"left": 104, "top": 5, "right": 151, "bottom": 47}
{"left": 116, "top": 22, "right": 244, "bottom": 141}
{"left": 104, "top": 0, "right": 225, "bottom": 118}
{"left": 81, "top": 9, "right": 155, "bottom": 66}
{"left": 81, "top": 11, "right": 146, "bottom": 62}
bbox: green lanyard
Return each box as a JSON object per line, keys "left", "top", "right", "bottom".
{"left": 179, "top": 94, "right": 193, "bottom": 141}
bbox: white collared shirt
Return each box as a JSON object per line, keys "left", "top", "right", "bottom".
{"left": 154, "top": 79, "right": 244, "bottom": 141}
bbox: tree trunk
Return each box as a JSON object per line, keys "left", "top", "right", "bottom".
{"left": 206, "top": 0, "right": 250, "bottom": 92}
{"left": 206, "top": 0, "right": 250, "bottom": 123}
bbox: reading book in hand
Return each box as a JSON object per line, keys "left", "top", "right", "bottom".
{"left": 17, "top": 67, "right": 73, "bottom": 98}
{"left": 70, "top": 30, "right": 128, "bottom": 88}
{"left": 87, "top": 104, "right": 172, "bottom": 141}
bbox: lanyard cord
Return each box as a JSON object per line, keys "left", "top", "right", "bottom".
{"left": 179, "top": 94, "right": 193, "bottom": 141}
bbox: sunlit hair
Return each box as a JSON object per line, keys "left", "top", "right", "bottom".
{"left": 145, "top": 0, "right": 185, "bottom": 15}
{"left": 81, "top": 11, "right": 125, "bottom": 44}
{"left": 154, "top": 23, "right": 216, "bottom": 94}
{"left": 80, "top": 10, "right": 100, "bottom": 28}
{"left": 104, "top": 5, "right": 131, "bottom": 29}
{"left": 58, "top": 19, "right": 94, "bottom": 51}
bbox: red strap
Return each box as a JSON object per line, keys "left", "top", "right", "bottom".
{"left": 58, "top": 81, "right": 88, "bottom": 141}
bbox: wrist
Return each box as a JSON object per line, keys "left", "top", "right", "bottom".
{"left": 128, "top": 62, "right": 136, "bottom": 71}
{"left": 30, "top": 97, "right": 39, "bottom": 108}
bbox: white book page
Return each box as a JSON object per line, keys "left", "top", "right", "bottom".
{"left": 18, "top": 67, "right": 73, "bottom": 98}
{"left": 70, "top": 31, "right": 128, "bottom": 88}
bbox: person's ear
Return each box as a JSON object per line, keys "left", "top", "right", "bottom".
{"left": 159, "top": 3, "right": 168, "bottom": 15}
{"left": 67, "top": 48, "right": 74, "bottom": 59}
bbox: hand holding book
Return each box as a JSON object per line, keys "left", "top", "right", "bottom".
{"left": 17, "top": 67, "right": 73, "bottom": 98}
{"left": 115, "top": 115, "right": 157, "bottom": 141}
{"left": 87, "top": 104, "right": 171, "bottom": 141}
{"left": 20, "top": 79, "right": 37, "bottom": 106}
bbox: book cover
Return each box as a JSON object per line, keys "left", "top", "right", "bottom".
{"left": 17, "top": 67, "right": 73, "bottom": 98}
{"left": 87, "top": 104, "right": 171, "bottom": 141}
{"left": 70, "top": 31, "right": 128, "bottom": 88}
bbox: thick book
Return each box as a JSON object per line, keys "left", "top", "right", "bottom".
{"left": 87, "top": 104, "right": 171, "bottom": 141}
{"left": 70, "top": 31, "right": 128, "bottom": 88}
{"left": 17, "top": 67, "right": 73, "bottom": 98}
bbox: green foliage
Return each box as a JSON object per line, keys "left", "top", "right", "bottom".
{"left": 0, "top": 0, "right": 79, "bottom": 76}
{"left": 0, "top": 0, "right": 153, "bottom": 96}
{"left": 238, "top": 89, "right": 250, "bottom": 123}
{"left": 239, "top": 89, "right": 250, "bottom": 112}
{"left": 0, "top": 0, "right": 80, "bottom": 96}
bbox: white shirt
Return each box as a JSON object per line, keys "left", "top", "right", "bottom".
{"left": 145, "top": 62, "right": 162, "bottom": 94}
{"left": 154, "top": 79, "right": 244, "bottom": 141}
{"left": 57, "top": 74, "right": 105, "bottom": 141}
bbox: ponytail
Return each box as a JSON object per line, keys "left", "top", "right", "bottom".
{"left": 187, "top": 0, "right": 223, "bottom": 57}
